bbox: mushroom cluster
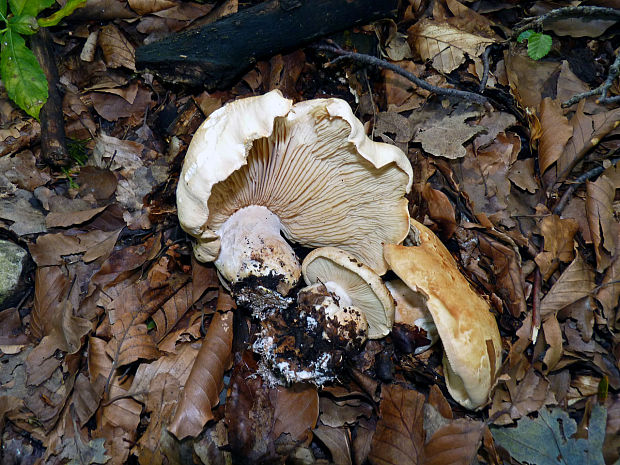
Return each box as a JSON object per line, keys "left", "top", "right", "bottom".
{"left": 176, "top": 89, "right": 413, "bottom": 310}
{"left": 177, "top": 91, "right": 503, "bottom": 409}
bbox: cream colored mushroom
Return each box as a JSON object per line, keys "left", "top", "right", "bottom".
{"left": 384, "top": 219, "right": 502, "bottom": 410}
{"left": 385, "top": 279, "right": 438, "bottom": 354}
{"left": 176, "top": 90, "right": 412, "bottom": 303}
{"left": 302, "top": 247, "right": 395, "bottom": 339}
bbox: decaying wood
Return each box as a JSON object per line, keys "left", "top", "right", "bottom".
{"left": 30, "top": 28, "right": 70, "bottom": 169}
{"left": 136, "top": 0, "right": 399, "bottom": 88}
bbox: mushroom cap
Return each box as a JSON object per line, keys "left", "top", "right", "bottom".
{"left": 176, "top": 89, "right": 413, "bottom": 275}
{"left": 302, "top": 247, "right": 395, "bottom": 339}
{"left": 383, "top": 219, "right": 502, "bottom": 410}
{"left": 385, "top": 279, "right": 438, "bottom": 354}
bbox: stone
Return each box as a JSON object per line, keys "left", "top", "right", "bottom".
{"left": 0, "top": 240, "right": 28, "bottom": 308}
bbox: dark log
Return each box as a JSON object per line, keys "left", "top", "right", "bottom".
{"left": 136, "top": 0, "right": 399, "bottom": 88}
{"left": 30, "top": 28, "right": 70, "bottom": 169}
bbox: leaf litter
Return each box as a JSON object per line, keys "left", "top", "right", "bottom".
{"left": 0, "top": 0, "right": 619, "bottom": 464}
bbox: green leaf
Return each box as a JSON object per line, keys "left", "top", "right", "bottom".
{"left": 7, "top": 14, "right": 39, "bottom": 35}
{"left": 8, "top": 0, "right": 54, "bottom": 17}
{"left": 527, "top": 32, "right": 552, "bottom": 60}
{"left": 491, "top": 406, "right": 607, "bottom": 465}
{"left": 0, "top": 0, "right": 7, "bottom": 19}
{"left": 517, "top": 29, "right": 534, "bottom": 43}
{"left": 0, "top": 29, "right": 48, "bottom": 119}
{"left": 38, "top": 0, "right": 86, "bottom": 27}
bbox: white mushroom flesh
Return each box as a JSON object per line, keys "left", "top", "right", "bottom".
{"left": 214, "top": 205, "right": 300, "bottom": 295}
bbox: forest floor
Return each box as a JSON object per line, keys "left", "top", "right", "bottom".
{"left": 0, "top": 1, "right": 619, "bottom": 464}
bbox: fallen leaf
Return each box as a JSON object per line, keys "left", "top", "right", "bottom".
{"left": 535, "top": 215, "right": 579, "bottom": 280}
{"left": 368, "top": 384, "right": 425, "bottom": 465}
{"left": 586, "top": 174, "right": 616, "bottom": 272}
{"left": 544, "top": 17, "right": 616, "bottom": 38}
{"left": 128, "top": 0, "right": 176, "bottom": 16}
{"left": 422, "top": 418, "right": 485, "bottom": 465}
{"left": 538, "top": 98, "right": 573, "bottom": 174}
{"left": 168, "top": 310, "right": 233, "bottom": 439}
{"left": 422, "top": 183, "right": 457, "bottom": 238}
{"left": 98, "top": 24, "right": 136, "bottom": 71}
{"left": 29, "top": 229, "right": 122, "bottom": 266}
{"left": 491, "top": 405, "right": 606, "bottom": 465}
{"left": 473, "top": 111, "right": 517, "bottom": 150}
{"left": 0, "top": 150, "right": 51, "bottom": 190}
{"left": 313, "top": 425, "right": 352, "bottom": 465}
{"left": 77, "top": 166, "right": 118, "bottom": 200}
{"left": 414, "top": 109, "right": 484, "bottom": 159}
{"left": 408, "top": 19, "right": 495, "bottom": 74}
{"left": 505, "top": 367, "right": 553, "bottom": 420}
{"left": 540, "top": 253, "right": 596, "bottom": 319}
{"left": 0, "top": 189, "right": 47, "bottom": 235}
{"left": 541, "top": 314, "right": 563, "bottom": 372}
{"left": 508, "top": 158, "right": 538, "bottom": 193}
{"left": 504, "top": 50, "right": 560, "bottom": 109}
{"left": 477, "top": 233, "right": 526, "bottom": 317}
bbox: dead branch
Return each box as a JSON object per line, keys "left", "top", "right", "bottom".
{"left": 315, "top": 44, "right": 490, "bottom": 106}
{"left": 562, "top": 51, "right": 620, "bottom": 107}
{"left": 29, "top": 28, "right": 70, "bottom": 168}
{"left": 513, "top": 6, "right": 620, "bottom": 38}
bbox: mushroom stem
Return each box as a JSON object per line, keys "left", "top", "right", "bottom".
{"left": 214, "top": 205, "right": 301, "bottom": 296}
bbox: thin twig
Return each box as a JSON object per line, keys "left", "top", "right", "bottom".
{"left": 315, "top": 44, "right": 489, "bottom": 105}
{"left": 552, "top": 154, "right": 620, "bottom": 215}
{"left": 513, "top": 6, "right": 620, "bottom": 37}
{"left": 479, "top": 45, "right": 492, "bottom": 93}
{"left": 563, "top": 51, "right": 620, "bottom": 107}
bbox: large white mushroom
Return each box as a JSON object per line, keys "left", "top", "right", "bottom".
{"left": 384, "top": 219, "right": 503, "bottom": 410}
{"left": 176, "top": 90, "right": 412, "bottom": 305}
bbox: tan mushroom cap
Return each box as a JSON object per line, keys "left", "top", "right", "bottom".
{"left": 176, "top": 89, "right": 412, "bottom": 276}
{"left": 384, "top": 219, "right": 502, "bottom": 410}
{"left": 302, "top": 247, "right": 395, "bottom": 339}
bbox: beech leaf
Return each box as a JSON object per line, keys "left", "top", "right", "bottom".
{"left": 422, "top": 419, "right": 485, "bottom": 465}
{"left": 368, "top": 384, "right": 425, "bottom": 465}
{"left": 538, "top": 98, "right": 573, "bottom": 174}
{"left": 168, "top": 308, "right": 233, "bottom": 439}
{"left": 586, "top": 174, "right": 616, "bottom": 272}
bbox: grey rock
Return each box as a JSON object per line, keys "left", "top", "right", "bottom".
{"left": 0, "top": 240, "right": 28, "bottom": 307}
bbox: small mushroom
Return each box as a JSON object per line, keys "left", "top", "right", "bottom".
{"left": 302, "top": 247, "right": 395, "bottom": 339}
{"left": 177, "top": 90, "right": 412, "bottom": 307}
{"left": 384, "top": 219, "right": 502, "bottom": 410}
{"left": 385, "top": 279, "right": 438, "bottom": 355}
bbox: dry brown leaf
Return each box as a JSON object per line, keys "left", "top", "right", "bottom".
{"left": 586, "top": 174, "right": 616, "bottom": 272}
{"left": 556, "top": 61, "right": 598, "bottom": 113}
{"left": 473, "top": 111, "right": 517, "bottom": 150}
{"left": 90, "top": 86, "right": 152, "bottom": 122}
{"left": 427, "top": 385, "right": 453, "bottom": 420}
{"left": 555, "top": 106, "right": 620, "bottom": 183}
{"left": 29, "top": 229, "right": 122, "bottom": 266}
{"left": 604, "top": 394, "right": 620, "bottom": 464}
{"left": 544, "top": 17, "right": 616, "bottom": 38}
{"left": 0, "top": 150, "right": 51, "bottom": 190}
{"left": 504, "top": 50, "right": 560, "bottom": 109}
{"left": 368, "top": 384, "right": 425, "bottom": 465}
{"left": 477, "top": 233, "right": 526, "bottom": 317}
{"left": 128, "top": 342, "right": 199, "bottom": 404}
{"left": 597, "top": 234, "right": 620, "bottom": 327}
{"left": 46, "top": 206, "right": 107, "bottom": 228}
{"left": 98, "top": 24, "right": 136, "bottom": 71}
{"left": 128, "top": 0, "right": 176, "bottom": 15}
{"left": 505, "top": 367, "right": 554, "bottom": 420}
{"left": 168, "top": 310, "right": 233, "bottom": 439}
{"left": 422, "top": 183, "right": 457, "bottom": 239}
{"left": 541, "top": 314, "right": 563, "bottom": 372}
{"left": 107, "top": 322, "right": 160, "bottom": 367}
{"left": 314, "top": 425, "right": 352, "bottom": 465}
{"left": 442, "top": 0, "right": 496, "bottom": 37}
{"left": 422, "top": 418, "right": 485, "bottom": 465}
{"left": 538, "top": 98, "right": 573, "bottom": 174}
{"left": 414, "top": 109, "right": 484, "bottom": 159}
{"left": 77, "top": 166, "right": 118, "bottom": 200}
{"left": 508, "top": 158, "right": 538, "bottom": 193}
{"left": 273, "top": 384, "right": 319, "bottom": 441}
{"left": 535, "top": 215, "right": 579, "bottom": 280}
{"left": 540, "top": 253, "right": 596, "bottom": 319}
{"left": 408, "top": 19, "right": 495, "bottom": 74}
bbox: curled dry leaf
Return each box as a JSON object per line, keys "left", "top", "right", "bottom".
{"left": 98, "top": 24, "right": 136, "bottom": 71}
{"left": 414, "top": 110, "right": 485, "bottom": 159}
{"left": 541, "top": 314, "right": 563, "bottom": 372}
{"left": 168, "top": 309, "right": 233, "bottom": 439}
{"left": 535, "top": 215, "right": 579, "bottom": 280}
{"left": 313, "top": 425, "right": 352, "bottom": 465}
{"left": 504, "top": 51, "right": 560, "bottom": 109}
{"left": 368, "top": 384, "right": 425, "bottom": 465}
{"left": 538, "top": 98, "right": 573, "bottom": 174}
{"left": 408, "top": 18, "right": 495, "bottom": 74}
{"left": 128, "top": 0, "right": 176, "bottom": 15}
{"left": 540, "top": 253, "right": 596, "bottom": 319}
{"left": 476, "top": 232, "right": 526, "bottom": 317}
{"left": 586, "top": 174, "right": 616, "bottom": 273}
{"left": 422, "top": 418, "right": 485, "bottom": 465}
